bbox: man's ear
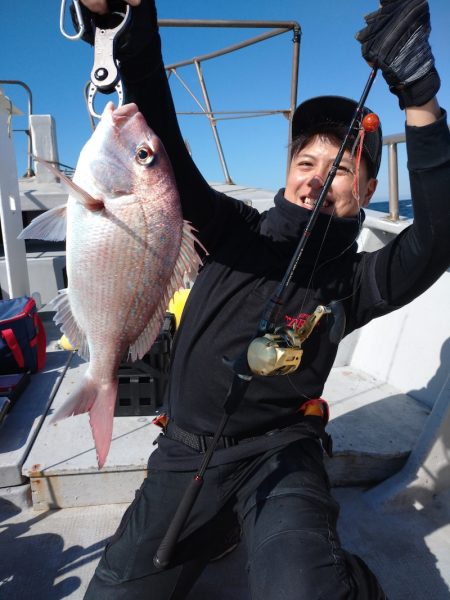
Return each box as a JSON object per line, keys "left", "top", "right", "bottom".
{"left": 360, "top": 177, "right": 378, "bottom": 208}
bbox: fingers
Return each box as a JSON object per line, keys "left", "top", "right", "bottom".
{"left": 80, "top": 0, "right": 141, "bottom": 15}
{"left": 80, "top": 0, "right": 108, "bottom": 14}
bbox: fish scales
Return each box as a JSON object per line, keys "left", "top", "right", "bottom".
{"left": 68, "top": 194, "right": 180, "bottom": 371}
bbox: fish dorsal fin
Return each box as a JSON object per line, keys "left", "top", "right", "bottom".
{"left": 18, "top": 204, "right": 67, "bottom": 241}
{"left": 50, "top": 289, "right": 90, "bottom": 361}
{"left": 33, "top": 156, "right": 105, "bottom": 212}
{"left": 129, "top": 221, "right": 205, "bottom": 362}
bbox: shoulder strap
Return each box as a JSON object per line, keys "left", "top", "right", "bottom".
{"left": 31, "top": 313, "right": 47, "bottom": 370}
{"left": 0, "top": 329, "right": 25, "bottom": 369}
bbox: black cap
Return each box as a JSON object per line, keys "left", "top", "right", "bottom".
{"left": 291, "top": 95, "right": 382, "bottom": 177}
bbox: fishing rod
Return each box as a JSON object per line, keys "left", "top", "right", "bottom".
{"left": 154, "top": 66, "right": 379, "bottom": 570}
{"left": 257, "top": 67, "right": 378, "bottom": 336}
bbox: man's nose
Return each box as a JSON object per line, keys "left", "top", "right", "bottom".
{"left": 308, "top": 173, "right": 325, "bottom": 188}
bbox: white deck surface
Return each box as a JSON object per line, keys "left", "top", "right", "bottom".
{"left": 1, "top": 486, "right": 450, "bottom": 599}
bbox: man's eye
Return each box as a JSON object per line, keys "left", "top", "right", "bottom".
{"left": 337, "top": 166, "right": 353, "bottom": 176}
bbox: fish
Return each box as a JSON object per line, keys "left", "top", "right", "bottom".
{"left": 19, "top": 102, "right": 203, "bottom": 468}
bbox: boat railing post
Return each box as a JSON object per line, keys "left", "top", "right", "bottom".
{"left": 0, "top": 88, "right": 30, "bottom": 299}
{"left": 388, "top": 141, "right": 400, "bottom": 222}
{"left": 287, "top": 23, "right": 301, "bottom": 179}
{"left": 193, "top": 59, "right": 234, "bottom": 185}
{"left": 0, "top": 80, "right": 34, "bottom": 178}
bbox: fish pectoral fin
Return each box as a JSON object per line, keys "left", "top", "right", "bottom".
{"left": 33, "top": 155, "right": 104, "bottom": 212}
{"left": 18, "top": 204, "right": 67, "bottom": 241}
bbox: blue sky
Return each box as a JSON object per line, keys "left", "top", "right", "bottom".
{"left": 2, "top": 0, "right": 450, "bottom": 202}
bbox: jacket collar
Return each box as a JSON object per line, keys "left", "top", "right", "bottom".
{"left": 260, "top": 189, "right": 364, "bottom": 264}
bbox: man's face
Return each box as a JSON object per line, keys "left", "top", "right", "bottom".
{"left": 285, "top": 134, "right": 377, "bottom": 217}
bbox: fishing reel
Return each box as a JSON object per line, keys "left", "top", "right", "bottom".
{"left": 247, "top": 305, "right": 336, "bottom": 376}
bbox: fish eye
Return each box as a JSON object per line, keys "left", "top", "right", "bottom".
{"left": 135, "top": 144, "right": 155, "bottom": 165}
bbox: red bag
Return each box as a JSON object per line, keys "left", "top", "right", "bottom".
{"left": 0, "top": 296, "right": 46, "bottom": 374}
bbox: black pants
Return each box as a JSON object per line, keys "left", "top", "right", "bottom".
{"left": 84, "top": 439, "right": 387, "bottom": 599}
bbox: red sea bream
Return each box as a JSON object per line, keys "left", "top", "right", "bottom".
{"left": 20, "top": 102, "right": 203, "bottom": 468}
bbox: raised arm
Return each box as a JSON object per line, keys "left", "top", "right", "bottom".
{"left": 78, "top": 0, "right": 217, "bottom": 233}
{"left": 355, "top": 0, "right": 450, "bottom": 312}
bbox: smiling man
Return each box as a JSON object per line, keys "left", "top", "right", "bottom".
{"left": 286, "top": 96, "right": 380, "bottom": 217}
{"left": 74, "top": 0, "right": 450, "bottom": 598}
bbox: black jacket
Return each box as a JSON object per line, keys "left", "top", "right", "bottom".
{"left": 120, "top": 6, "right": 450, "bottom": 469}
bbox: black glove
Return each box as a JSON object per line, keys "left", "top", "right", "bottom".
{"left": 70, "top": 0, "right": 157, "bottom": 60}
{"left": 356, "top": 0, "right": 440, "bottom": 109}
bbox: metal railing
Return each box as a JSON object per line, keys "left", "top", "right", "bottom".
{"left": 160, "top": 19, "right": 301, "bottom": 184}
{"left": 0, "top": 80, "right": 34, "bottom": 178}
{"left": 4, "top": 21, "right": 418, "bottom": 222}
{"left": 84, "top": 19, "right": 301, "bottom": 185}
{"left": 382, "top": 132, "right": 405, "bottom": 222}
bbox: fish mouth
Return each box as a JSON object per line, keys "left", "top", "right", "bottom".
{"left": 109, "top": 102, "right": 141, "bottom": 127}
{"left": 113, "top": 103, "right": 140, "bottom": 118}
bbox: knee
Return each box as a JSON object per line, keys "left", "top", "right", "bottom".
{"left": 247, "top": 529, "right": 352, "bottom": 600}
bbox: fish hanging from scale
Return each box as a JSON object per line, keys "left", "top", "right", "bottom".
{"left": 20, "top": 102, "right": 204, "bottom": 468}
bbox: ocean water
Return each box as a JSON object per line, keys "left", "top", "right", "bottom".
{"left": 369, "top": 199, "right": 413, "bottom": 219}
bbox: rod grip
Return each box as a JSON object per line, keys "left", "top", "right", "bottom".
{"left": 153, "top": 475, "right": 203, "bottom": 570}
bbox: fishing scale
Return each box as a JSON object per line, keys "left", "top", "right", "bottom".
{"left": 60, "top": 0, "right": 131, "bottom": 118}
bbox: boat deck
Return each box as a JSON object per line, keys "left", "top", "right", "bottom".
{"left": 1, "top": 313, "right": 429, "bottom": 507}
{"left": 2, "top": 487, "right": 450, "bottom": 599}
{"left": 1, "top": 312, "right": 449, "bottom": 599}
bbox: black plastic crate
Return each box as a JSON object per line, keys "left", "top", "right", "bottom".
{"left": 115, "top": 313, "right": 175, "bottom": 417}
{"left": 0, "top": 371, "right": 30, "bottom": 424}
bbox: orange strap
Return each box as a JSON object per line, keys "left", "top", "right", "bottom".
{"left": 298, "top": 398, "right": 330, "bottom": 424}
{"left": 152, "top": 414, "right": 169, "bottom": 429}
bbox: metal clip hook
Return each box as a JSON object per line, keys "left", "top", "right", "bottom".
{"left": 88, "top": 4, "right": 131, "bottom": 118}
{"left": 87, "top": 79, "right": 124, "bottom": 119}
{"left": 60, "top": 0, "right": 85, "bottom": 41}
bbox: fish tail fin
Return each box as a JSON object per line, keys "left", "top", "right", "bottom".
{"left": 49, "top": 374, "right": 117, "bottom": 469}
{"left": 88, "top": 381, "right": 118, "bottom": 469}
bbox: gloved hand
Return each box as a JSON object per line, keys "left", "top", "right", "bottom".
{"left": 355, "top": 0, "right": 440, "bottom": 109}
